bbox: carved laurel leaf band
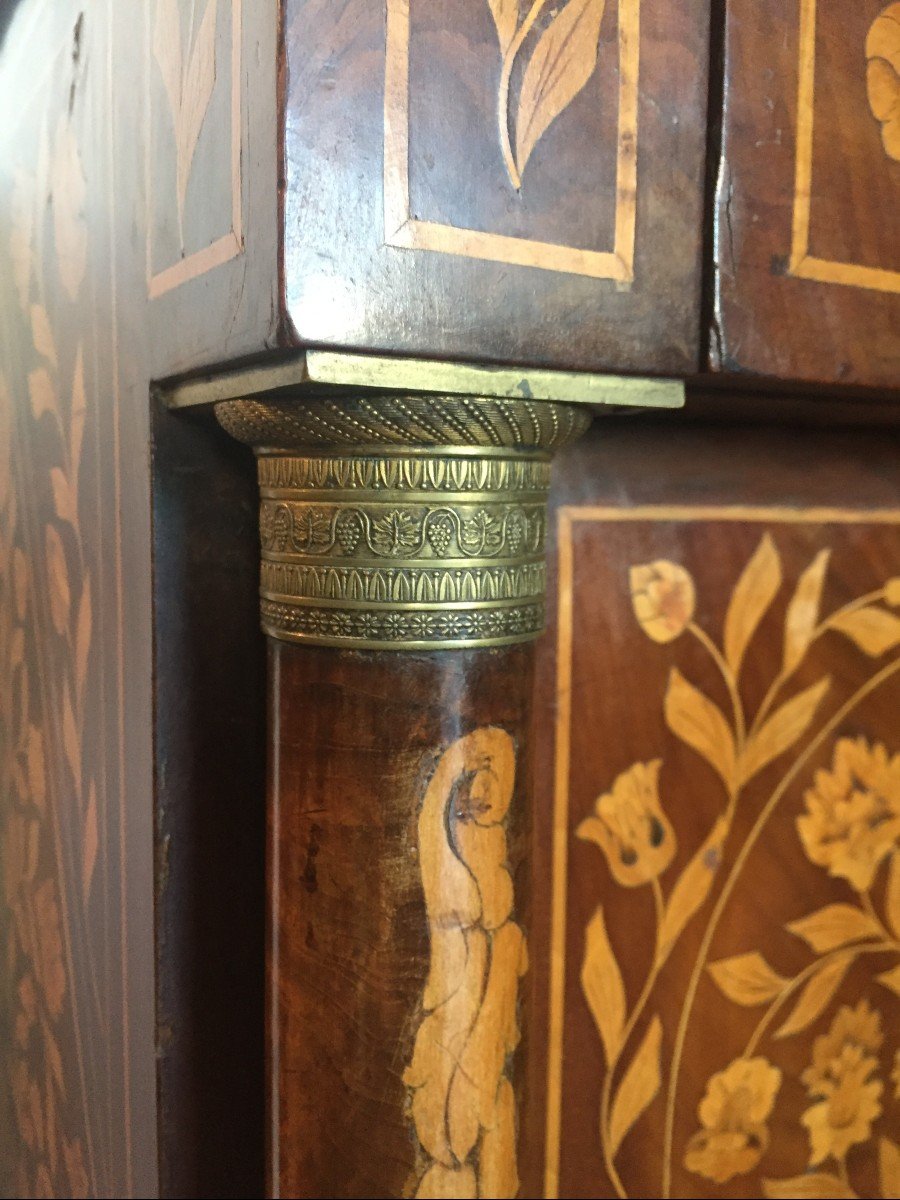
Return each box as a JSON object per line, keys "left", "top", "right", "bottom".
{"left": 216, "top": 394, "right": 589, "bottom": 650}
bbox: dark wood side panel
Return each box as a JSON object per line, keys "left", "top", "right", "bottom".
{"left": 0, "top": 1, "right": 278, "bottom": 1195}
{"left": 151, "top": 405, "right": 266, "bottom": 1199}
{"left": 281, "top": 0, "right": 710, "bottom": 375}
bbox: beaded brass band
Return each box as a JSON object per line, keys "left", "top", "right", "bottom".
{"left": 216, "top": 395, "right": 590, "bottom": 649}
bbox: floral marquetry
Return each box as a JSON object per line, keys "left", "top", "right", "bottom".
{"left": 629, "top": 561, "right": 696, "bottom": 644}
{"left": 577, "top": 760, "right": 676, "bottom": 887}
{"left": 684, "top": 1056, "right": 782, "bottom": 1184}
{"left": 547, "top": 508, "right": 900, "bottom": 1200}
{"left": 866, "top": 4, "right": 900, "bottom": 162}
{"left": 798, "top": 739, "right": 900, "bottom": 893}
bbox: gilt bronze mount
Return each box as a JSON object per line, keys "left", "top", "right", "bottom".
{"left": 216, "top": 393, "right": 591, "bottom": 649}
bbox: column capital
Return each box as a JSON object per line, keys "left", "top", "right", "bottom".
{"left": 216, "top": 393, "right": 591, "bottom": 650}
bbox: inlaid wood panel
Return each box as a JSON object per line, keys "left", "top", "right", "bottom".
{"left": 524, "top": 420, "right": 900, "bottom": 1200}
{"left": 713, "top": 1, "right": 900, "bottom": 388}
{"left": 0, "top": 1, "right": 277, "bottom": 1194}
{"left": 144, "top": 0, "right": 279, "bottom": 378}
{"left": 0, "top": 8, "right": 156, "bottom": 1194}
{"left": 281, "top": 0, "right": 710, "bottom": 374}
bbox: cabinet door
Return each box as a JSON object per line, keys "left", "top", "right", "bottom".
{"left": 526, "top": 418, "right": 900, "bottom": 1199}
{"left": 281, "top": 0, "right": 709, "bottom": 375}
{"left": 713, "top": 1, "right": 900, "bottom": 388}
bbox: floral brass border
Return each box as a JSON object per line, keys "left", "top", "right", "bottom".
{"left": 383, "top": 0, "right": 639, "bottom": 281}
{"left": 789, "top": 0, "right": 900, "bottom": 295}
{"left": 545, "top": 504, "right": 900, "bottom": 1199}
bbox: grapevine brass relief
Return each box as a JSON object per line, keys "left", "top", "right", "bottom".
{"left": 487, "top": 0, "right": 607, "bottom": 189}
{"left": 260, "top": 501, "right": 545, "bottom": 561}
{"left": 866, "top": 3, "right": 900, "bottom": 162}
{"left": 405, "top": 727, "right": 527, "bottom": 1199}
{"left": 576, "top": 535, "right": 900, "bottom": 1198}
{"left": 257, "top": 470, "right": 547, "bottom": 648}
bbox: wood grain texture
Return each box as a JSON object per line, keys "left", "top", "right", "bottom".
{"left": 281, "top": 0, "right": 709, "bottom": 374}
{"left": 145, "top": 0, "right": 279, "bottom": 378}
{"left": 713, "top": 0, "right": 900, "bottom": 388}
{"left": 0, "top": 1, "right": 278, "bottom": 1195}
{"left": 0, "top": 7, "right": 157, "bottom": 1195}
{"left": 523, "top": 419, "right": 900, "bottom": 1200}
{"left": 151, "top": 404, "right": 266, "bottom": 1199}
{"left": 269, "top": 641, "right": 534, "bottom": 1198}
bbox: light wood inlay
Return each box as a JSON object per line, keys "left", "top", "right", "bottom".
{"left": 147, "top": 0, "right": 243, "bottom": 298}
{"left": 790, "top": 0, "right": 900, "bottom": 295}
{"left": 545, "top": 504, "right": 900, "bottom": 1199}
{"left": 383, "top": 0, "right": 639, "bottom": 281}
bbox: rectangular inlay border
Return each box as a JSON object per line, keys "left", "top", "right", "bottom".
{"left": 790, "top": 0, "right": 900, "bottom": 295}
{"left": 544, "top": 503, "right": 900, "bottom": 1198}
{"left": 383, "top": 0, "right": 639, "bottom": 281}
{"left": 146, "top": 0, "right": 243, "bottom": 298}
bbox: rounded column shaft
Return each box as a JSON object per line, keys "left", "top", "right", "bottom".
{"left": 216, "top": 394, "right": 590, "bottom": 1198}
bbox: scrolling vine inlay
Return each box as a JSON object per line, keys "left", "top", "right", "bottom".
{"left": 405, "top": 727, "right": 527, "bottom": 1199}
{"left": 573, "top": 533, "right": 900, "bottom": 1198}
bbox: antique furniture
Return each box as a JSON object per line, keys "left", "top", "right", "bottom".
{"left": 1, "top": 2, "right": 898, "bottom": 1199}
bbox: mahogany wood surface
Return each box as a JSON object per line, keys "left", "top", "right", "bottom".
{"left": 280, "top": 0, "right": 710, "bottom": 375}
{"left": 524, "top": 419, "right": 900, "bottom": 1199}
{"left": 713, "top": 1, "right": 900, "bottom": 388}
{"left": 268, "top": 640, "right": 534, "bottom": 1198}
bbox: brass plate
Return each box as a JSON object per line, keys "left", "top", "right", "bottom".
{"left": 162, "top": 349, "right": 685, "bottom": 413}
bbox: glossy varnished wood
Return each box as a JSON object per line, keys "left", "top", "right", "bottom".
{"left": 280, "top": 0, "right": 710, "bottom": 374}
{"left": 523, "top": 417, "right": 900, "bottom": 1199}
{"left": 0, "top": 1, "right": 278, "bottom": 1194}
{"left": 713, "top": 1, "right": 900, "bottom": 387}
{"left": 269, "top": 641, "right": 535, "bottom": 1198}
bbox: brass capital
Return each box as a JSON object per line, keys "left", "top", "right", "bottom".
{"left": 216, "top": 394, "right": 590, "bottom": 650}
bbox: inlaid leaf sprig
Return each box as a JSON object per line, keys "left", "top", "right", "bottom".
{"left": 487, "top": 0, "right": 607, "bottom": 189}
{"left": 153, "top": 0, "right": 218, "bottom": 245}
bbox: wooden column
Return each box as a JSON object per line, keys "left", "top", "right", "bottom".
{"left": 216, "top": 395, "right": 590, "bottom": 1199}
